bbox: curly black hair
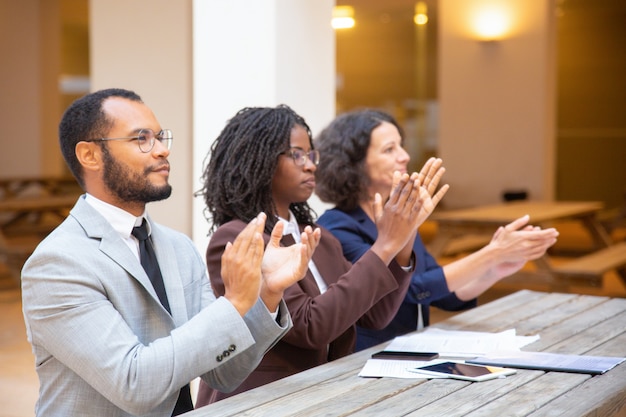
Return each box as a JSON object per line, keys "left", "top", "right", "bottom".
{"left": 198, "top": 104, "right": 317, "bottom": 235}
{"left": 58, "top": 88, "right": 142, "bottom": 188}
{"left": 314, "top": 109, "right": 403, "bottom": 211}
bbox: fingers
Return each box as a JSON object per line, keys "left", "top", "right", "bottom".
{"left": 269, "top": 219, "right": 285, "bottom": 248}
{"left": 426, "top": 166, "right": 446, "bottom": 195}
{"left": 221, "top": 214, "right": 266, "bottom": 316}
{"left": 504, "top": 214, "right": 531, "bottom": 231}
{"left": 389, "top": 172, "right": 419, "bottom": 207}
{"left": 391, "top": 171, "right": 402, "bottom": 191}
{"left": 418, "top": 157, "right": 444, "bottom": 191}
{"left": 418, "top": 157, "right": 436, "bottom": 183}
{"left": 372, "top": 193, "right": 383, "bottom": 223}
{"left": 221, "top": 241, "right": 234, "bottom": 278}
{"left": 229, "top": 213, "right": 266, "bottom": 259}
{"left": 300, "top": 226, "right": 321, "bottom": 259}
{"left": 430, "top": 183, "right": 450, "bottom": 208}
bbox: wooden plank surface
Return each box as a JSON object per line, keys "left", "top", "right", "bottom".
{"left": 552, "top": 242, "right": 626, "bottom": 276}
{"left": 431, "top": 201, "right": 604, "bottom": 226}
{"left": 184, "top": 290, "right": 626, "bottom": 417}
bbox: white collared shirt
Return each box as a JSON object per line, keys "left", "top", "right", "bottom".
{"left": 278, "top": 211, "right": 327, "bottom": 294}
{"left": 84, "top": 193, "right": 146, "bottom": 260}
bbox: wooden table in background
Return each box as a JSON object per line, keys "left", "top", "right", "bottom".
{"left": 426, "top": 201, "right": 626, "bottom": 289}
{"left": 427, "top": 201, "right": 610, "bottom": 258}
{"left": 0, "top": 177, "right": 80, "bottom": 282}
{"left": 184, "top": 290, "right": 626, "bottom": 417}
{"left": 0, "top": 175, "right": 79, "bottom": 199}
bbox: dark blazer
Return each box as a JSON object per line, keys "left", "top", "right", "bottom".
{"left": 196, "top": 219, "right": 412, "bottom": 406}
{"left": 317, "top": 207, "right": 476, "bottom": 351}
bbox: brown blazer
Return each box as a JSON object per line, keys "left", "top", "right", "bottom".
{"left": 196, "top": 219, "right": 411, "bottom": 406}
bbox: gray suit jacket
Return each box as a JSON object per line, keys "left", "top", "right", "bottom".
{"left": 21, "top": 195, "right": 291, "bottom": 416}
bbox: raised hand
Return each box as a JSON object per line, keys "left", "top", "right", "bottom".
{"left": 488, "top": 215, "right": 559, "bottom": 278}
{"left": 260, "top": 221, "right": 321, "bottom": 312}
{"left": 370, "top": 172, "right": 425, "bottom": 265}
{"left": 221, "top": 212, "right": 267, "bottom": 316}
{"left": 414, "top": 157, "right": 449, "bottom": 225}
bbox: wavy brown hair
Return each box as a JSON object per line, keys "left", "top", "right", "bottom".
{"left": 314, "top": 109, "right": 403, "bottom": 211}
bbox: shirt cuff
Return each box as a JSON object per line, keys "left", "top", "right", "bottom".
{"left": 400, "top": 253, "right": 416, "bottom": 272}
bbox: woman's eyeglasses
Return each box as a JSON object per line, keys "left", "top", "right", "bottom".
{"left": 282, "top": 148, "right": 320, "bottom": 166}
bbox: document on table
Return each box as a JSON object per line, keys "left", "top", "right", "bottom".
{"left": 359, "top": 328, "right": 539, "bottom": 378}
{"left": 383, "top": 328, "right": 539, "bottom": 358}
{"left": 358, "top": 359, "right": 444, "bottom": 379}
{"left": 467, "top": 351, "right": 626, "bottom": 375}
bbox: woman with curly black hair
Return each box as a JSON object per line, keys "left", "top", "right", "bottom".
{"left": 195, "top": 104, "right": 444, "bottom": 406}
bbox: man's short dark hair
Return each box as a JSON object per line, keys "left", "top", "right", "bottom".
{"left": 59, "top": 88, "right": 142, "bottom": 188}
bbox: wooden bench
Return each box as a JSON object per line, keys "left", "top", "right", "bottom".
{"left": 0, "top": 234, "right": 42, "bottom": 284}
{"left": 439, "top": 234, "right": 492, "bottom": 257}
{"left": 551, "top": 242, "right": 626, "bottom": 288}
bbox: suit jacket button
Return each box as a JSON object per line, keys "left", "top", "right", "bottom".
{"left": 228, "top": 344, "right": 236, "bottom": 352}
{"left": 216, "top": 354, "right": 223, "bottom": 362}
{"left": 223, "top": 350, "right": 230, "bottom": 357}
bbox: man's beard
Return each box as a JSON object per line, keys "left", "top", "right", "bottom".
{"left": 101, "top": 145, "right": 172, "bottom": 204}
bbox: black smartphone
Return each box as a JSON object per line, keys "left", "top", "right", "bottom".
{"left": 371, "top": 350, "right": 439, "bottom": 361}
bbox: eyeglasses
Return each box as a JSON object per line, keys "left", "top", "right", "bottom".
{"left": 282, "top": 148, "right": 320, "bottom": 166}
{"left": 85, "top": 129, "right": 173, "bottom": 153}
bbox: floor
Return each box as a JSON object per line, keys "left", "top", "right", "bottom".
{"left": 0, "top": 268, "right": 38, "bottom": 417}
{"left": 1, "top": 221, "right": 625, "bottom": 417}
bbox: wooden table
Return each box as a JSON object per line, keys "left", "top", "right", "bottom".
{"left": 0, "top": 194, "right": 78, "bottom": 231}
{"left": 185, "top": 290, "right": 626, "bottom": 417}
{"left": 0, "top": 194, "right": 79, "bottom": 282}
{"left": 426, "top": 201, "right": 626, "bottom": 289}
{"left": 427, "top": 201, "right": 611, "bottom": 257}
{"left": 0, "top": 175, "right": 79, "bottom": 199}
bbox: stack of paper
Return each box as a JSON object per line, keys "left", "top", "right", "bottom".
{"left": 358, "top": 328, "right": 625, "bottom": 378}
{"left": 383, "top": 328, "right": 539, "bottom": 358}
{"left": 359, "top": 328, "right": 537, "bottom": 378}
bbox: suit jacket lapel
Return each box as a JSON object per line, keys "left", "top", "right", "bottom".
{"left": 352, "top": 207, "right": 378, "bottom": 243}
{"left": 149, "top": 220, "right": 189, "bottom": 325}
{"left": 70, "top": 197, "right": 174, "bottom": 319}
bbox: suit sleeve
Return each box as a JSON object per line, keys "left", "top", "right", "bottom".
{"left": 21, "top": 224, "right": 287, "bottom": 415}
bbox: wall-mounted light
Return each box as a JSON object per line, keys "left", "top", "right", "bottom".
{"left": 332, "top": 5, "right": 355, "bottom": 30}
{"left": 470, "top": 3, "right": 512, "bottom": 41}
{"left": 414, "top": 2, "right": 428, "bottom": 26}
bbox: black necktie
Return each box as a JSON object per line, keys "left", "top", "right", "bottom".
{"left": 132, "top": 219, "right": 193, "bottom": 415}
{"left": 132, "top": 219, "right": 171, "bottom": 313}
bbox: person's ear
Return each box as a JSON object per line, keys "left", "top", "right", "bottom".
{"left": 75, "top": 141, "right": 102, "bottom": 173}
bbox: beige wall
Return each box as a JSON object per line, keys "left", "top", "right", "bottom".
{"left": 191, "top": 0, "right": 335, "bottom": 249}
{"left": 3, "top": 0, "right": 622, "bottom": 225}
{"left": 90, "top": 0, "right": 194, "bottom": 235}
{"left": 438, "top": 0, "right": 556, "bottom": 208}
{"left": 90, "top": 0, "right": 335, "bottom": 243}
{"left": 0, "top": 0, "right": 46, "bottom": 177}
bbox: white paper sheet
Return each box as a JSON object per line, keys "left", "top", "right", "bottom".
{"left": 383, "top": 328, "right": 539, "bottom": 358}
{"left": 358, "top": 359, "right": 445, "bottom": 379}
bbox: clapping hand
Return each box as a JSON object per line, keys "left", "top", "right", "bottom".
{"left": 370, "top": 158, "right": 449, "bottom": 266}
{"left": 488, "top": 215, "right": 559, "bottom": 278}
{"left": 408, "top": 157, "right": 449, "bottom": 227}
{"left": 260, "top": 220, "right": 321, "bottom": 313}
{"left": 221, "top": 213, "right": 267, "bottom": 317}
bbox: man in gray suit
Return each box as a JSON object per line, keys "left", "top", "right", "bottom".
{"left": 21, "top": 88, "right": 320, "bottom": 416}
